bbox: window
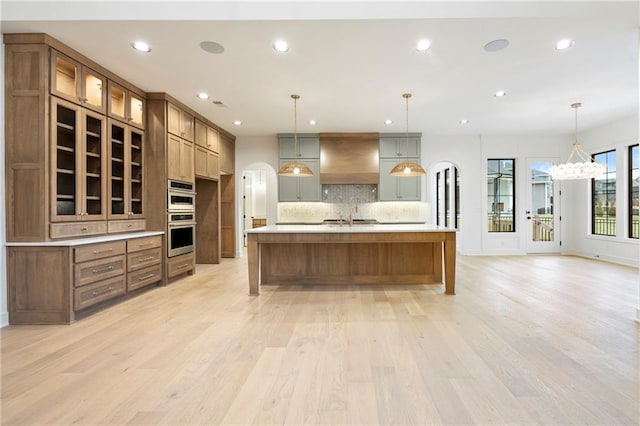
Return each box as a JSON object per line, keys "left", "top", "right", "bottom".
{"left": 487, "top": 159, "right": 515, "bottom": 232}
{"left": 592, "top": 150, "right": 616, "bottom": 236}
{"left": 630, "top": 145, "right": 639, "bottom": 239}
{"left": 455, "top": 168, "right": 460, "bottom": 229}
{"left": 445, "top": 168, "right": 451, "bottom": 227}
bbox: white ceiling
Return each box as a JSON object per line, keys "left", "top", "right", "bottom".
{"left": 1, "top": 1, "right": 638, "bottom": 138}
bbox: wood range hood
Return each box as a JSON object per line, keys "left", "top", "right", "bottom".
{"left": 319, "top": 132, "right": 380, "bottom": 184}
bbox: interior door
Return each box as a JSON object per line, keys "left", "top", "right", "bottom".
{"left": 525, "top": 158, "right": 560, "bottom": 253}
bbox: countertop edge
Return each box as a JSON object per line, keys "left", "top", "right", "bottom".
{"left": 5, "top": 231, "right": 165, "bottom": 247}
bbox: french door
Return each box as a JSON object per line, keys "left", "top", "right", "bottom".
{"left": 525, "top": 158, "right": 561, "bottom": 253}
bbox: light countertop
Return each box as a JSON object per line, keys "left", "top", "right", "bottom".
{"left": 246, "top": 224, "right": 455, "bottom": 234}
{"left": 5, "top": 231, "right": 164, "bottom": 247}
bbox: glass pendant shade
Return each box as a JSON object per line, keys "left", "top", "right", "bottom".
{"left": 390, "top": 93, "right": 426, "bottom": 177}
{"left": 278, "top": 94, "right": 314, "bottom": 177}
{"left": 550, "top": 103, "right": 606, "bottom": 180}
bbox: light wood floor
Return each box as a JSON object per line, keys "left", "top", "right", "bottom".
{"left": 1, "top": 254, "right": 638, "bottom": 425}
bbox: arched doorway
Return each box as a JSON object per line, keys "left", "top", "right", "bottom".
{"left": 431, "top": 161, "right": 460, "bottom": 229}
{"left": 241, "top": 162, "right": 277, "bottom": 246}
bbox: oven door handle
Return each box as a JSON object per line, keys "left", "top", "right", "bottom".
{"left": 168, "top": 222, "right": 196, "bottom": 228}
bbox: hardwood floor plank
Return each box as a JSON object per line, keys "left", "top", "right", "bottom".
{"left": 1, "top": 254, "right": 638, "bottom": 425}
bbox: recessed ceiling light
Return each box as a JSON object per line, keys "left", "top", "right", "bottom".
{"left": 556, "top": 39, "right": 575, "bottom": 50}
{"left": 197, "top": 92, "right": 210, "bottom": 100}
{"left": 131, "top": 41, "right": 151, "bottom": 53}
{"left": 384, "top": 119, "right": 393, "bottom": 125}
{"left": 233, "top": 120, "right": 242, "bottom": 126}
{"left": 273, "top": 40, "right": 289, "bottom": 52}
{"left": 494, "top": 90, "right": 507, "bottom": 97}
{"left": 460, "top": 119, "right": 469, "bottom": 124}
{"left": 200, "top": 41, "right": 225, "bottom": 54}
{"left": 416, "top": 39, "right": 431, "bottom": 51}
{"left": 484, "top": 39, "right": 509, "bottom": 52}
{"left": 309, "top": 120, "right": 317, "bottom": 125}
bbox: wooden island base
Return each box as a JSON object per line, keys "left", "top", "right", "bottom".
{"left": 247, "top": 226, "right": 456, "bottom": 295}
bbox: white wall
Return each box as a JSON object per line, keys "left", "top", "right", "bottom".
{"left": 563, "top": 114, "right": 640, "bottom": 267}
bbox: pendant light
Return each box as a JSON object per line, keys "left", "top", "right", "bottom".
{"left": 390, "top": 93, "right": 426, "bottom": 176}
{"left": 550, "top": 102, "right": 606, "bottom": 180}
{"left": 278, "top": 94, "right": 314, "bottom": 177}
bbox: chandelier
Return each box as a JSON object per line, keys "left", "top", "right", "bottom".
{"left": 278, "top": 94, "right": 314, "bottom": 177}
{"left": 550, "top": 102, "right": 606, "bottom": 180}
{"left": 390, "top": 93, "right": 426, "bottom": 176}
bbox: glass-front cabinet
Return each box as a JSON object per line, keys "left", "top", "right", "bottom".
{"left": 108, "top": 81, "right": 145, "bottom": 129}
{"left": 51, "top": 98, "right": 107, "bottom": 222}
{"left": 51, "top": 50, "right": 106, "bottom": 114}
{"left": 108, "top": 120, "right": 144, "bottom": 219}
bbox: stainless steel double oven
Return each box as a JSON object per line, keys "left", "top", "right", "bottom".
{"left": 167, "top": 180, "right": 196, "bottom": 257}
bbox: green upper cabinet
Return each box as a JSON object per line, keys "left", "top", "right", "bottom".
{"left": 379, "top": 134, "right": 421, "bottom": 158}
{"left": 278, "top": 159, "right": 321, "bottom": 202}
{"left": 278, "top": 134, "right": 321, "bottom": 202}
{"left": 279, "top": 134, "right": 320, "bottom": 159}
{"left": 378, "top": 133, "right": 422, "bottom": 201}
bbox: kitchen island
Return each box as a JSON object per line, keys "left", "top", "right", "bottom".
{"left": 246, "top": 224, "right": 456, "bottom": 295}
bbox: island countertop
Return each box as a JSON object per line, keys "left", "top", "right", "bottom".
{"left": 247, "top": 224, "right": 456, "bottom": 234}
{"left": 246, "top": 225, "right": 456, "bottom": 296}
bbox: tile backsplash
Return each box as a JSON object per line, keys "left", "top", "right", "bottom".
{"left": 321, "top": 184, "right": 378, "bottom": 203}
{"left": 278, "top": 197, "right": 429, "bottom": 224}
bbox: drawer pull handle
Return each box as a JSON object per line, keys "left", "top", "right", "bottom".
{"left": 138, "top": 273, "right": 155, "bottom": 281}
{"left": 138, "top": 242, "right": 155, "bottom": 247}
{"left": 176, "top": 263, "right": 190, "bottom": 269}
{"left": 92, "top": 248, "right": 114, "bottom": 254}
{"left": 81, "top": 227, "right": 88, "bottom": 231}
{"left": 138, "top": 256, "right": 156, "bottom": 263}
{"left": 92, "top": 265, "right": 115, "bottom": 274}
{"left": 91, "top": 286, "right": 115, "bottom": 297}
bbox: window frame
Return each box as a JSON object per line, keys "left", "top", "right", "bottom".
{"left": 591, "top": 149, "right": 617, "bottom": 237}
{"left": 629, "top": 144, "right": 639, "bottom": 239}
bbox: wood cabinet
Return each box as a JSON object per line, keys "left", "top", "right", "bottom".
{"left": 4, "top": 34, "right": 148, "bottom": 242}
{"left": 195, "top": 119, "right": 219, "bottom": 152}
{"left": 51, "top": 97, "right": 108, "bottom": 223}
{"left": 7, "top": 234, "right": 163, "bottom": 324}
{"left": 379, "top": 158, "right": 421, "bottom": 201}
{"left": 167, "top": 134, "right": 195, "bottom": 183}
{"left": 108, "top": 81, "right": 145, "bottom": 129}
{"left": 108, "top": 120, "right": 145, "bottom": 219}
{"left": 195, "top": 119, "right": 220, "bottom": 180}
{"left": 51, "top": 50, "right": 107, "bottom": 114}
{"left": 195, "top": 146, "right": 220, "bottom": 180}
{"left": 168, "top": 102, "right": 194, "bottom": 142}
{"left": 219, "top": 134, "right": 235, "bottom": 174}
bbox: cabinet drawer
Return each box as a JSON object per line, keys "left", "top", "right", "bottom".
{"left": 127, "top": 247, "right": 162, "bottom": 272}
{"left": 50, "top": 221, "right": 107, "bottom": 239}
{"left": 127, "top": 264, "right": 162, "bottom": 291}
{"left": 167, "top": 252, "right": 194, "bottom": 278}
{"left": 108, "top": 219, "right": 146, "bottom": 234}
{"left": 74, "top": 275, "right": 126, "bottom": 311}
{"left": 127, "top": 235, "right": 162, "bottom": 253}
{"left": 74, "top": 255, "right": 126, "bottom": 287}
{"left": 75, "top": 240, "right": 126, "bottom": 263}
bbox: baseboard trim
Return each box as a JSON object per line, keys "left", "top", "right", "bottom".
{"left": 0, "top": 311, "right": 9, "bottom": 328}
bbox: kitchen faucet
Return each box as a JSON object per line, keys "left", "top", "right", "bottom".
{"left": 348, "top": 197, "right": 358, "bottom": 226}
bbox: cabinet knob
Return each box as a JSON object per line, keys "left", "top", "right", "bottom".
{"left": 81, "top": 227, "right": 88, "bottom": 231}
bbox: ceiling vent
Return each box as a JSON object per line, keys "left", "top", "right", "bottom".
{"left": 212, "top": 100, "right": 227, "bottom": 107}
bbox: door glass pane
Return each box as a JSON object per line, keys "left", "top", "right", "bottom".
{"left": 530, "top": 162, "right": 554, "bottom": 241}
{"left": 488, "top": 159, "right": 515, "bottom": 232}
{"left": 84, "top": 72, "right": 103, "bottom": 109}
